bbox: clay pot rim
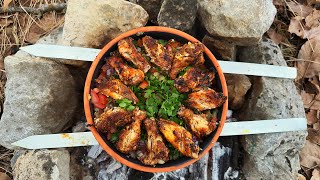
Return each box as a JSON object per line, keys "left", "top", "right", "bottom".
{"left": 84, "top": 26, "right": 228, "bottom": 172}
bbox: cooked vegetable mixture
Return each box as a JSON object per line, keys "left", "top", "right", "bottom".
{"left": 90, "top": 36, "right": 227, "bottom": 166}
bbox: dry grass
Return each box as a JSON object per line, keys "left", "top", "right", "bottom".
{"left": 0, "top": 0, "right": 66, "bottom": 178}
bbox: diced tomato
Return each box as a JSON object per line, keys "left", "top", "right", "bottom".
{"left": 91, "top": 89, "right": 106, "bottom": 109}
{"left": 139, "top": 80, "right": 149, "bottom": 89}
{"left": 98, "top": 94, "right": 108, "bottom": 105}
{"left": 150, "top": 68, "right": 157, "bottom": 74}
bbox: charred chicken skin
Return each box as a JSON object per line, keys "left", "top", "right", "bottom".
{"left": 94, "top": 107, "right": 133, "bottom": 139}
{"left": 186, "top": 88, "right": 227, "bottom": 111}
{"left": 174, "top": 67, "right": 215, "bottom": 93}
{"left": 116, "top": 109, "right": 146, "bottom": 154}
{"left": 178, "top": 106, "right": 217, "bottom": 138}
{"left": 108, "top": 56, "right": 145, "bottom": 86}
{"left": 142, "top": 36, "right": 172, "bottom": 71}
{"left": 138, "top": 118, "right": 170, "bottom": 165}
{"left": 158, "top": 118, "right": 200, "bottom": 158}
{"left": 98, "top": 79, "right": 138, "bottom": 104}
{"left": 118, "top": 37, "right": 151, "bottom": 73}
{"left": 169, "top": 42, "right": 204, "bottom": 79}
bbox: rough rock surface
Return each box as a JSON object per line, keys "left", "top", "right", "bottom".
{"left": 62, "top": 0, "right": 148, "bottom": 48}
{"left": 238, "top": 38, "right": 307, "bottom": 179}
{"left": 13, "top": 149, "right": 70, "bottom": 180}
{"left": 198, "top": 0, "right": 276, "bottom": 45}
{"left": 158, "top": 0, "right": 197, "bottom": 32}
{"left": 202, "top": 35, "right": 236, "bottom": 61}
{"left": 129, "top": 0, "right": 162, "bottom": 22}
{"left": 224, "top": 74, "right": 252, "bottom": 110}
{"left": 0, "top": 51, "right": 78, "bottom": 149}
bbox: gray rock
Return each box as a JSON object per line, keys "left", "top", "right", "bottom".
{"left": 62, "top": 0, "right": 148, "bottom": 48}
{"left": 13, "top": 149, "right": 70, "bottom": 180}
{"left": 224, "top": 74, "right": 252, "bottom": 110}
{"left": 0, "top": 51, "right": 78, "bottom": 149}
{"left": 238, "top": 38, "right": 307, "bottom": 179}
{"left": 202, "top": 35, "right": 237, "bottom": 61}
{"left": 198, "top": 0, "right": 276, "bottom": 45}
{"left": 129, "top": 0, "right": 162, "bottom": 22}
{"left": 158, "top": 0, "right": 197, "bottom": 32}
{"left": 37, "top": 26, "right": 88, "bottom": 67}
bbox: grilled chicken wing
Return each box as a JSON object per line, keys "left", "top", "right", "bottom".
{"left": 186, "top": 88, "right": 227, "bottom": 111}
{"left": 142, "top": 36, "right": 172, "bottom": 71}
{"left": 178, "top": 106, "right": 217, "bottom": 138}
{"left": 169, "top": 42, "right": 204, "bottom": 79}
{"left": 138, "top": 118, "right": 169, "bottom": 165}
{"left": 94, "top": 107, "right": 133, "bottom": 139}
{"left": 116, "top": 109, "right": 146, "bottom": 154}
{"left": 158, "top": 118, "right": 200, "bottom": 158}
{"left": 108, "top": 56, "right": 145, "bottom": 86}
{"left": 98, "top": 79, "right": 138, "bottom": 104}
{"left": 174, "top": 67, "right": 215, "bottom": 93}
{"left": 118, "top": 37, "right": 151, "bottom": 73}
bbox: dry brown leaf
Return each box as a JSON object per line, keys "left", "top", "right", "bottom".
{"left": 273, "top": 0, "right": 284, "bottom": 6}
{"left": 2, "top": 0, "right": 13, "bottom": 11}
{"left": 300, "top": 140, "right": 320, "bottom": 168}
{"left": 307, "top": 110, "right": 319, "bottom": 125}
{"left": 301, "top": 90, "right": 315, "bottom": 104}
{"left": 311, "top": 168, "right": 320, "bottom": 180}
{"left": 0, "top": 172, "right": 11, "bottom": 180}
{"left": 288, "top": 17, "right": 306, "bottom": 38}
{"left": 306, "top": 10, "right": 320, "bottom": 28}
{"left": 297, "top": 39, "right": 320, "bottom": 78}
{"left": 287, "top": 1, "right": 313, "bottom": 18}
{"left": 298, "top": 174, "right": 307, "bottom": 180}
{"left": 267, "top": 28, "right": 284, "bottom": 44}
{"left": 307, "top": 128, "right": 320, "bottom": 144}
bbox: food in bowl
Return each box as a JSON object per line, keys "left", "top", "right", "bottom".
{"left": 89, "top": 35, "right": 227, "bottom": 166}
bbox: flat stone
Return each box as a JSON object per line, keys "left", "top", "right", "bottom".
{"left": 224, "top": 74, "right": 252, "bottom": 110}
{"left": 129, "top": 0, "right": 162, "bottom": 22}
{"left": 62, "top": 0, "right": 148, "bottom": 48}
{"left": 0, "top": 51, "right": 78, "bottom": 149}
{"left": 157, "top": 0, "right": 197, "bottom": 32}
{"left": 36, "top": 26, "right": 88, "bottom": 67}
{"left": 202, "top": 35, "right": 236, "bottom": 61}
{"left": 13, "top": 149, "right": 70, "bottom": 180}
{"left": 238, "top": 38, "right": 307, "bottom": 179}
{"left": 198, "top": 0, "right": 276, "bottom": 45}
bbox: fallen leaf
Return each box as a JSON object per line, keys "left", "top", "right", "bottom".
{"left": 314, "top": 122, "right": 320, "bottom": 130}
{"left": 311, "top": 168, "right": 320, "bottom": 180}
{"left": 0, "top": 172, "right": 11, "bottom": 180}
{"left": 306, "top": 10, "right": 320, "bottom": 28}
{"left": 2, "top": 0, "right": 13, "bottom": 11}
{"left": 301, "top": 90, "right": 315, "bottom": 105}
{"left": 298, "top": 174, "right": 307, "bottom": 180}
{"left": 307, "top": 110, "right": 319, "bottom": 125}
{"left": 297, "top": 39, "right": 320, "bottom": 79}
{"left": 287, "top": 1, "right": 313, "bottom": 18}
{"left": 307, "top": 128, "right": 320, "bottom": 144}
{"left": 288, "top": 17, "right": 307, "bottom": 38}
{"left": 300, "top": 140, "right": 320, "bottom": 168}
{"left": 0, "top": 18, "right": 13, "bottom": 27}
{"left": 267, "top": 28, "right": 284, "bottom": 44}
{"left": 273, "top": 0, "right": 284, "bottom": 6}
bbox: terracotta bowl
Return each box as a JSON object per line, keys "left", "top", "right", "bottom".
{"left": 84, "top": 26, "right": 228, "bottom": 172}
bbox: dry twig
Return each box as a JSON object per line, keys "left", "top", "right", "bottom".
{"left": 0, "top": 3, "right": 67, "bottom": 17}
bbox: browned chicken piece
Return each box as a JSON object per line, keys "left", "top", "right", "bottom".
{"left": 158, "top": 118, "right": 200, "bottom": 158}
{"left": 169, "top": 42, "right": 204, "bottom": 79}
{"left": 118, "top": 37, "right": 151, "bottom": 73}
{"left": 108, "top": 56, "right": 145, "bottom": 86}
{"left": 174, "top": 67, "right": 215, "bottom": 93}
{"left": 138, "top": 118, "right": 169, "bottom": 165}
{"left": 142, "top": 36, "right": 172, "bottom": 71}
{"left": 98, "top": 79, "right": 138, "bottom": 104}
{"left": 95, "top": 61, "right": 117, "bottom": 84}
{"left": 178, "top": 106, "right": 217, "bottom": 138}
{"left": 186, "top": 88, "right": 227, "bottom": 111}
{"left": 165, "top": 39, "right": 181, "bottom": 62}
{"left": 196, "top": 53, "right": 205, "bottom": 65}
{"left": 94, "top": 107, "right": 133, "bottom": 139}
{"left": 116, "top": 109, "right": 146, "bottom": 154}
